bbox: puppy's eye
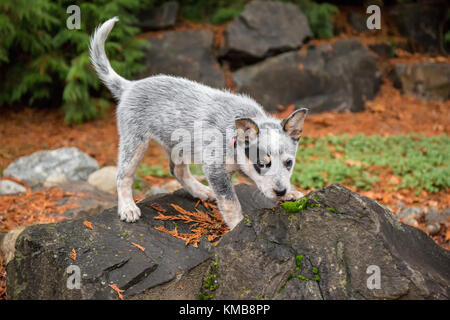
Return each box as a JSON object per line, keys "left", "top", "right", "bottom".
{"left": 285, "top": 159, "right": 293, "bottom": 169}
{"left": 257, "top": 160, "right": 265, "bottom": 168}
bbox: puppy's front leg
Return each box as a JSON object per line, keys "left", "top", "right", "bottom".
{"left": 203, "top": 164, "right": 243, "bottom": 230}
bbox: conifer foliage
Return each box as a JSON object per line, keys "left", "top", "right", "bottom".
{"left": 0, "top": 0, "right": 152, "bottom": 124}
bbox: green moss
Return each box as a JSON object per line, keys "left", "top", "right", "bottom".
{"left": 198, "top": 293, "right": 214, "bottom": 300}
{"left": 327, "top": 207, "right": 342, "bottom": 215}
{"left": 312, "top": 267, "right": 318, "bottom": 274}
{"left": 257, "top": 236, "right": 280, "bottom": 245}
{"left": 315, "top": 275, "right": 321, "bottom": 282}
{"left": 296, "top": 255, "right": 304, "bottom": 269}
{"left": 298, "top": 275, "right": 310, "bottom": 281}
{"left": 281, "top": 197, "right": 309, "bottom": 213}
{"left": 203, "top": 261, "right": 219, "bottom": 291}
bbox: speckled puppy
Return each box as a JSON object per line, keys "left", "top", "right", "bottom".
{"left": 89, "top": 17, "right": 308, "bottom": 230}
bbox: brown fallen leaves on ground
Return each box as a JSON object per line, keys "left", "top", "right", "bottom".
{"left": 152, "top": 201, "right": 229, "bottom": 247}
{"left": 0, "top": 182, "right": 84, "bottom": 233}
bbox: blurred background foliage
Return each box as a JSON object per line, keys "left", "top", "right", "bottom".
{"left": 0, "top": 0, "right": 441, "bottom": 124}
{"left": 0, "top": 0, "right": 153, "bottom": 124}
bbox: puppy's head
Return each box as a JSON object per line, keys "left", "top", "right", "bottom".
{"left": 235, "top": 108, "right": 308, "bottom": 200}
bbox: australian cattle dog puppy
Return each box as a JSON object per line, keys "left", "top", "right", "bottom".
{"left": 90, "top": 17, "right": 308, "bottom": 230}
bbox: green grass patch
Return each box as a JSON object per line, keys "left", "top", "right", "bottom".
{"left": 292, "top": 134, "right": 449, "bottom": 194}
{"left": 134, "top": 164, "right": 171, "bottom": 189}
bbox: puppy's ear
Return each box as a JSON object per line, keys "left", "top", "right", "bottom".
{"left": 281, "top": 108, "right": 308, "bottom": 140}
{"left": 235, "top": 118, "right": 259, "bottom": 143}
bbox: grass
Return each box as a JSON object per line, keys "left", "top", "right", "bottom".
{"left": 133, "top": 135, "right": 449, "bottom": 195}
{"left": 293, "top": 134, "right": 449, "bottom": 194}
{"left": 134, "top": 164, "right": 171, "bottom": 189}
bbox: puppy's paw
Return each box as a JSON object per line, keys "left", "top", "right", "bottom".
{"left": 280, "top": 189, "right": 304, "bottom": 202}
{"left": 118, "top": 203, "right": 141, "bottom": 223}
{"left": 192, "top": 185, "right": 215, "bottom": 202}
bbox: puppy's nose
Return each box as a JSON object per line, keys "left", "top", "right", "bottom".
{"left": 274, "top": 188, "right": 287, "bottom": 197}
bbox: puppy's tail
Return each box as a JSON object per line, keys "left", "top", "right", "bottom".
{"left": 89, "top": 17, "right": 130, "bottom": 100}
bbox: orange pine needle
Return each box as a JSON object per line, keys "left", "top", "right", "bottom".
{"left": 150, "top": 202, "right": 166, "bottom": 212}
{"left": 69, "top": 248, "right": 77, "bottom": 261}
{"left": 131, "top": 242, "right": 145, "bottom": 252}
{"left": 109, "top": 284, "right": 125, "bottom": 300}
{"left": 83, "top": 220, "right": 93, "bottom": 230}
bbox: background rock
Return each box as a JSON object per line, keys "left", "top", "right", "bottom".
{"left": 389, "top": 2, "right": 448, "bottom": 53}
{"left": 137, "top": 1, "right": 178, "bottom": 31}
{"left": 3, "top": 147, "right": 98, "bottom": 187}
{"left": 348, "top": 12, "right": 369, "bottom": 33}
{"left": 51, "top": 181, "right": 116, "bottom": 220}
{"left": 88, "top": 166, "right": 118, "bottom": 194}
{"left": 43, "top": 172, "right": 68, "bottom": 188}
{"left": 393, "top": 63, "right": 450, "bottom": 101}
{"left": 144, "top": 30, "right": 225, "bottom": 88}
{"left": 0, "top": 180, "right": 26, "bottom": 195}
{"left": 221, "top": 0, "right": 312, "bottom": 69}
{"left": 233, "top": 39, "right": 380, "bottom": 113}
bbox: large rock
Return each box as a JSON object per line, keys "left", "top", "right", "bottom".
{"left": 393, "top": 63, "right": 450, "bottom": 101}
{"left": 233, "top": 39, "right": 381, "bottom": 113}
{"left": 208, "top": 185, "right": 450, "bottom": 300}
{"left": 221, "top": 0, "right": 312, "bottom": 69}
{"left": 6, "top": 184, "right": 273, "bottom": 299}
{"left": 3, "top": 148, "right": 99, "bottom": 187}
{"left": 6, "top": 184, "right": 449, "bottom": 300}
{"left": 389, "top": 2, "right": 448, "bottom": 54}
{"left": 144, "top": 30, "right": 225, "bottom": 88}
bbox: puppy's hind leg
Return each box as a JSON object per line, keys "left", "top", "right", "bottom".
{"left": 170, "top": 161, "right": 215, "bottom": 201}
{"left": 117, "top": 138, "right": 149, "bottom": 222}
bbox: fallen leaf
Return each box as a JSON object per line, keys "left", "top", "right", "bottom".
{"left": 150, "top": 202, "right": 166, "bottom": 212}
{"left": 179, "top": 282, "right": 183, "bottom": 289}
{"left": 109, "top": 284, "right": 125, "bottom": 300}
{"left": 131, "top": 242, "right": 145, "bottom": 252}
{"left": 69, "top": 248, "right": 76, "bottom": 261}
{"left": 83, "top": 220, "right": 93, "bottom": 230}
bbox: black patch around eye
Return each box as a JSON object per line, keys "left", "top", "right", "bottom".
{"left": 285, "top": 159, "right": 293, "bottom": 169}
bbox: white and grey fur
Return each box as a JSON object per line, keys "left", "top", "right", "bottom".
{"left": 89, "top": 17, "right": 308, "bottom": 230}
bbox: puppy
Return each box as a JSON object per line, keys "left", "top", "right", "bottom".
{"left": 89, "top": 17, "right": 308, "bottom": 230}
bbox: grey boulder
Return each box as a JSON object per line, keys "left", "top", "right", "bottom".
{"left": 144, "top": 29, "right": 225, "bottom": 88}
{"left": 0, "top": 180, "right": 26, "bottom": 195}
{"left": 221, "top": 0, "right": 312, "bottom": 69}
{"left": 233, "top": 39, "right": 381, "bottom": 113}
{"left": 6, "top": 184, "right": 450, "bottom": 300}
{"left": 137, "top": 1, "right": 178, "bottom": 31}
{"left": 3, "top": 147, "right": 99, "bottom": 187}
{"left": 393, "top": 63, "right": 450, "bottom": 101}
{"left": 207, "top": 185, "right": 450, "bottom": 300}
